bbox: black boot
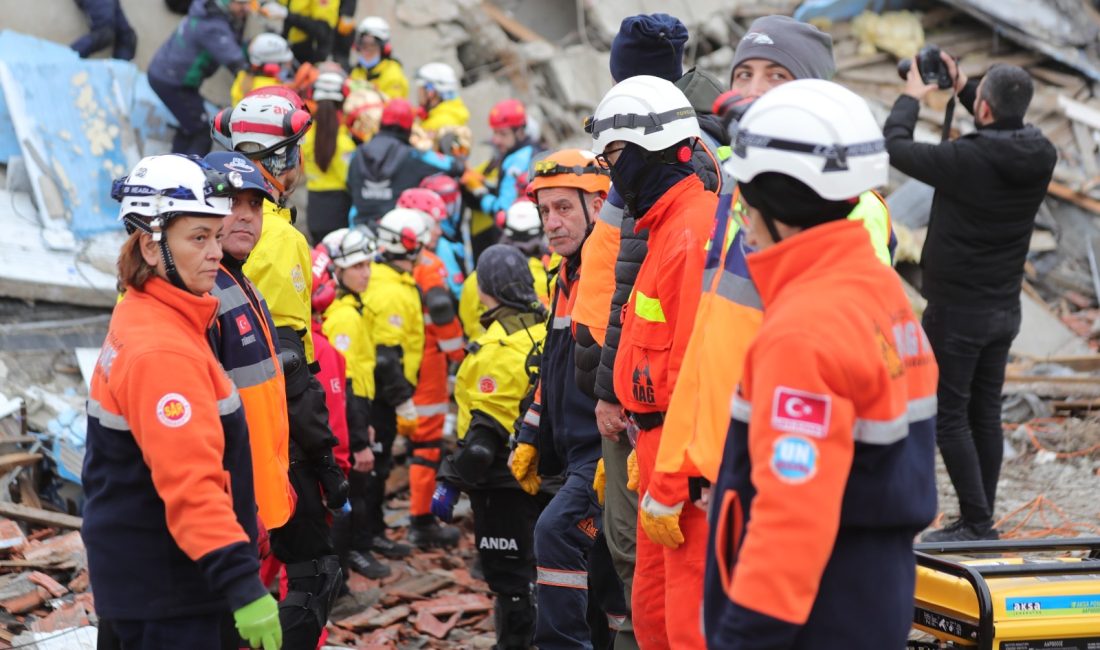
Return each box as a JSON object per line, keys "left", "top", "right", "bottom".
{"left": 348, "top": 549, "right": 391, "bottom": 579}
{"left": 494, "top": 592, "right": 535, "bottom": 650}
{"left": 370, "top": 534, "right": 412, "bottom": 559}
{"left": 407, "top": 514, "right": 461, "bottom": 549}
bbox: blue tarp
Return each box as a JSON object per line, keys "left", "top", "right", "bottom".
{"left": 0, "top": 30, "right": 176, "bottom": 238}
{"left": 793, "top": 0, "right": 914, "bottom": 23}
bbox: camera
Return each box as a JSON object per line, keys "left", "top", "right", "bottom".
{"left": 897, "top": 45, "right": 954, "bottom": 90}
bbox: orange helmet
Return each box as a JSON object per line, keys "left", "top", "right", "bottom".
{"left": 526, "top": 149, "right": 611, "bottom": 199}
{"left": 489, "top": 99, "right": 526, "bottom": 129}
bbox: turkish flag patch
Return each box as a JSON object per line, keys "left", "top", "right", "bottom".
{"left": 771, "top": 386, "right": 831, "bottom": 438}
{"left": 235, "top": 314, "right": 252, "bottom": 335}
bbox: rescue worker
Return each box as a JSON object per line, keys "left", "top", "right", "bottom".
{"left": 148, "top": 0, "right": 252, "bottom": 155}
{"left": 71, "top": 0, "right": 136, "bottom": 60}
{"left": 358, "top": 208, "right": 431, "bottom": 561}
{"left": 470, "top": 100, "right": 541, "bottom": 224}
{"left": 395, "top": 188, "right": 464, "bottom": 549}
{"left": 231, "top": 33, "right": 295, "bottom": 106}
{"left": 318, "top": 227, "right": 390, "bottom": 579}
{"left": 660, "top": 14, "right": 895, "bottom": 504}
{"left": 347, "top": 98, "right": 463, "bottom": 226}
{"left": 511, "top": 149, "right": 627, "bottom": 647}
{"left": 435, "top": 244, "right": 549, "bottom": 650}
{"left": 419, "top": 174, "right": 468, "bottom": 298}
{"left": 302, "top": 65, "right": 357, "bottom": 244}
{"left": 704, "top": 79, "right": 938, "bottom": 649}
{"left": 416, "top": 62, "right": 470, "bottom": 136}
{"left": 349, "top": 16, "right": 409, "bottom": 100}
{"left": 587, "top": 75, "right": 718, "bottom": 649}
{"left": 263, "top": 0, "right": 338, "bottom": 63}
{"left": 343, "top": 85, "right": 386, "bottom": 144}
{"left": 86, "top": 154, "right": 281, "bottom": 650}
{"left": 459, "top": 200, "right": 550, "bottom": 340}
{"left": 204, "top": 151, "right": 296, "bottom": 537}
{"left": 217, "top": 90, "right": 347, "bottom": 648}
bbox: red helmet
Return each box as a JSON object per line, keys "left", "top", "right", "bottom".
{"left": 247, "top": 85, "right": 308, "bottom": 112}
{"left": 419, "top": 174, "right": 460, "bottom": 211}
{"left": 381, "top": 98, "right": 415, "bottom": 131}
{"left": 489, "top": 99, "right": 526, "bottom": 130}
{"left": 396, "top": 188, "right": 447, "bottom": 222}
{"left": 310, "top": 246, "right": 337, "bottom": 313}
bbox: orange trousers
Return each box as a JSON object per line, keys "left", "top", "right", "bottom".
{"left": 633, "top": 426, "right": 708, "bottom": 649}
{"left": 408, "top": 412, "right": 443, "bottom": 516}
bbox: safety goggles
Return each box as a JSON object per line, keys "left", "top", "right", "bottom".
{"left": 582, "top": 106, "right": 696, "bottom": 139}
{"left": 532, "top": 159, "right": 610, "bottom": 179}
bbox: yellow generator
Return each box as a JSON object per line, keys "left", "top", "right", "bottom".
{"left": 910, "top": 538, "right": 1100, "bottom": 649}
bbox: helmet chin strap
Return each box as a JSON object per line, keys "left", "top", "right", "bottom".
{"left": 257, "top": 164, "right": 286, "bottom": 206}
{"left": 759, "top": 212, "right": 784, "bottom": 245}
{"left": 158, "top": 238, "right": 192, "bottom": 292}
{"left": 126, "top": 215, "right": 193, "bottom": 292}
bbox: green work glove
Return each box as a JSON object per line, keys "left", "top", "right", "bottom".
{"left": 234, "top": 594, "right": 282, "bottom": 650}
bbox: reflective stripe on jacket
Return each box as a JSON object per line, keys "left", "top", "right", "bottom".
{"left": 83, "top": 277, "right": 265, "bottom": 620}
{"left": 705, "top": 219, "right": 937, "bottom": 646}
{"left": 211, "top": 264, "right": 294, "bottom": 529}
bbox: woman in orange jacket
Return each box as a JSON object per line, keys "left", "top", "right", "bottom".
{"left": 85, "top": 155, "right": 281, "bottom": 649}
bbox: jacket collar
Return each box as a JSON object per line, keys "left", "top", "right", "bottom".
{"left": 634, "top": 174, "right": 704, "bottom": 233}
{"left": 747, "top": 219, "right": 873, "bottom": 309}
{"left": 130, "top": 276, "right": 219, "bottom": 333}
{"left": 371, "top": 261, "right": 415, "bottom": 285}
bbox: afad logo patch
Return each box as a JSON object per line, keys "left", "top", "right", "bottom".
{"left": 479, "top": 376, "right": 497, "bottom": 393}
{"left": 156, "top": 393, "right": 192, "bottom": 428}
{"left": 772, "top": 386, "right": 831, "bottom": 438}
{"left": 770, "top": 435, "right": 818, "bottom": 484}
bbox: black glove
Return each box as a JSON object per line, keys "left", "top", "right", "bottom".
{"left": 316, "top": 454, "right": 349, "bottom": 511}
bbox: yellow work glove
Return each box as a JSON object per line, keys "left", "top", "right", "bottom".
{"left": 626, "top": 449, "right": 639, "bottom": 492}
{"left": 593, "top": 458, "right": 606, "bottom": 506}
{"left": 510, "top": 443, "right": 541, "bottom": 495}
{"left": 640, "top": 492, "right": 684, "bottom": 549}
{"left": 233, "top": 593, "right": 282, "bottom": 650}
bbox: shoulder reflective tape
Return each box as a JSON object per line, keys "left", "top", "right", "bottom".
{"left": 438, "top": 336, "right": 464, "bottom": 352}
{"left": 87, "top": 399, "right": 130, "bottom": 431}
{"left": 523, "top": 408, "right": 540, "bottom": 428}
{"left": 606, "top": 613, "right": 626, "bottom": 631}
{"left": 212, "top": 283, "right": 250, "bottom": 314}
{"left": 598, "top": 202, "right": 624, "bottom": 229}
{"left": 731, "top": 394, "right": 751, "bottom": 423}
{"left": 227, "top": 358, "right": 278, "bottom": 389}
{"left": 852, "top": 396, "right": 938, "bottom": 445}
{"left": 552, "top": 315, "right": 572, "bottom": 330}
{"left": 416, "top": 403, "right": 449, "bottom": 417}
{"left": 633, "top": 290, "right": 666, "bottom": 323}
{"left": 715, "top": 271, "right": 762, "bottom": 310}
{"left": 537, "top": 567, "right": 588, "bottom": 589}
{"left": 217, "top": 388, "right": 242, "bottom": 416}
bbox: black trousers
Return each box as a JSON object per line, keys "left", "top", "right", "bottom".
{"left": 355, "top": 402, "right": 396, "bottom": 548}
{"left": 922, "top": 302, "right": 1021, "bottom": 528}
{"left": 468, "top": 488, "right": 541, "bottom": 595}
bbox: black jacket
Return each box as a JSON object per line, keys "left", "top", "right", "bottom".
{"left": 347, "top": 129, "right": 462, "bottom": 226}
{"left": 884, "top": 80, "right": 1057, "bottom": 307}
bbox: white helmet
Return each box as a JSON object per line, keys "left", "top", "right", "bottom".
{"left": 322, "top": 226, "right": 377, "bottom": 269}
{"left": 723, "top": 79, "right": 888, "bottom": 200}
{"left": 376, "top": 208, "right": 431, "bottom": 259}
{"left": 503, "top": 200, "right": 542, "bottom": 241}
{"left": 248, "top": 33, "right": 293, "bottom": 67}
{"left": 112, "top": 154, "right": 236, "bottom": 237}
{"left": 313, "top": 66, "right": 347, "bottom": 103}
{"left": 587, "top": 75, "right": 700, "bottom": 155}
{"left": 355, "top": 16, "right": 390, "bottom": 44}
{"left": 225, "top": 93, "right": 312, "bottom": 164}
{"left": 416, "top": 62, "right": 459, "bottom": 100}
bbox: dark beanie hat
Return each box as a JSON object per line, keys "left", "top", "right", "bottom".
{"left": 476, "top": 245, "right": 540, "bottom": 312}
{"left": 610, "top": 13, "right": 689, "bottom": 83}
{"left": 732, "top": 15, "right": 835, "bottom": 82}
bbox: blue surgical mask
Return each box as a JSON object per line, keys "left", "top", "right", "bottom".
{"left": 358, "top": 54, "right": 380, "bottom": 69}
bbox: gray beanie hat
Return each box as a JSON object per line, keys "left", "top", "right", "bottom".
{"left": 731, "top": 15, "right": 835, "bottom": 82}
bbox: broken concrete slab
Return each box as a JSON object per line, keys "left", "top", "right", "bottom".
{"left": 584, "top": 0, "right": 742, "bottom": 45}
{"left": 1013, "top": 289, "right": 1093, "bottom": 358}
{"left": 542, "top": 45, "right": 613, "bottom": 112}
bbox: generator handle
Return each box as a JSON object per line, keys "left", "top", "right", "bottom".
{"left": 915, "top": 551, "right": 995, "bottom": 650}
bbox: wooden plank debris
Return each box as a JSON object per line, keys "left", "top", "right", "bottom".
{"left": 0, "top": 503, "right": 80, "bottom": 530}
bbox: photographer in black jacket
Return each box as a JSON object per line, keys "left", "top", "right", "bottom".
{"left": 885, "top": 53, "right": 1056, "bottom": 542}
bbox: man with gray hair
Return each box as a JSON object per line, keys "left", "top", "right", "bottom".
{"left": 885, "top": 55, "right": 1057, "bottom": 542}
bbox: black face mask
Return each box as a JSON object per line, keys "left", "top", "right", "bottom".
{"left": 605, "top": 141, "right": 693, "bottom": 218}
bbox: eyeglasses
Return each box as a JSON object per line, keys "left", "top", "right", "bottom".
{"left": 594, "top": 146, "right": 625, "bottom": 168}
